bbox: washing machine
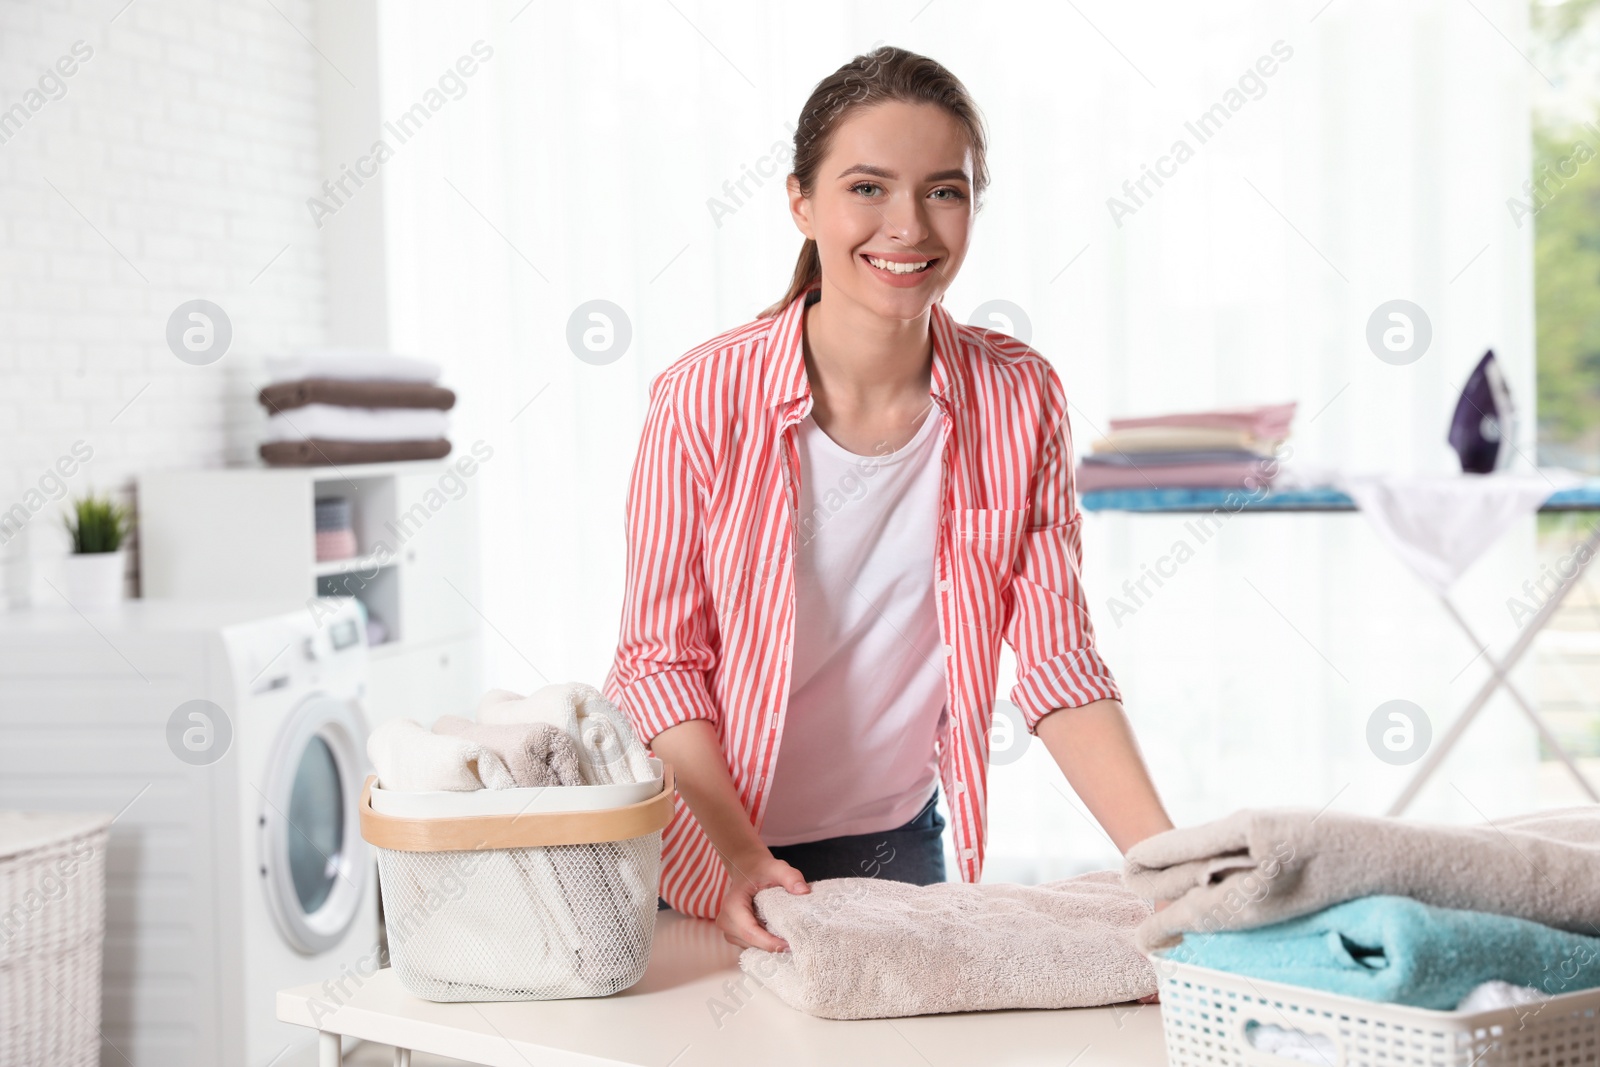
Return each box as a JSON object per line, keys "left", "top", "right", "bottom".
{"left": 0, "top": 596, "right": 378, "bottom": 1066}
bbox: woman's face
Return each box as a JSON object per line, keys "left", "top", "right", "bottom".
{"left": 788, "top": 100, "right": 974, "bottom": 321}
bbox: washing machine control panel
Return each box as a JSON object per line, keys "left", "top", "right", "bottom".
{"left": 229, "top": 601, "right": 368, "bottom": 698}
{"left": 327, "top": 616, "right": 361, "bottom": 652}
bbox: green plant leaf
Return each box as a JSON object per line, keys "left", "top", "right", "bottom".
{"left": 62, "top": 493, "right": 133, "bottom": 554}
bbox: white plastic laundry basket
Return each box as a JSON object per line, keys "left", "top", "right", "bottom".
{"left": 359, "top": 762, "right": 674, "bottom": 1003}
{"left": 1156, "top": 955, "right": 1600, "bottom": 1067}
{"left": 0, "top": 811, "right": 112, "bottom": 1067}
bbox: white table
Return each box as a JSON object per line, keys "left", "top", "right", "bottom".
{"left": 278, "top": 910, "right": 1168, "bottom": 1066}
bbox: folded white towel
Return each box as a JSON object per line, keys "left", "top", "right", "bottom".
{"left": 1455, "top": 979, "right": 1547, "bottom": 1013}
{"left": 367, "top": 718, "right": 517, "bottom": 791}
{"left": 264, "top": 347, "right": 442, "bottom": 385}
{"left": 477, "top": 683, "right": 653, "bottom": 786}
{"left": 1244, "top": 1023, "right": 1335, "bottom": 1064}
{"left": 264, "top": 404, "right": 450, "bottom": 443}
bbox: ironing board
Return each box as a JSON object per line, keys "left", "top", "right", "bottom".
{"left": 1078, "top": 481, "right": 1600, "bottom": 815}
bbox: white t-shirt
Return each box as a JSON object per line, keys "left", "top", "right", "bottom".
{"left": 758, "top": 405, "right": 949, "bottom": 846}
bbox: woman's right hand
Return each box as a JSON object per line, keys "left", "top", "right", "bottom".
{"left": 641, "top": 723, "right": 810, "bottom": 952}
{"left": 717, "top": 853, "right": 809, "bottom": 952}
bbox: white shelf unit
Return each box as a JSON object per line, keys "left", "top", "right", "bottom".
{"left": 138, "top": 459, "right": 484, "bottom": 725}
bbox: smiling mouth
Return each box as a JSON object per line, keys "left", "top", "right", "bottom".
{"left": 862, "top": 254, "right": 939, "bottom": 275}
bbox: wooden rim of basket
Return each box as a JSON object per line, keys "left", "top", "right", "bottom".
{"left": 358, "top": 762, "right": 675, "bottom": 852}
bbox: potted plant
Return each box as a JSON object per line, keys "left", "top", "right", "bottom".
{"left": 59, "top": 492, "right": 133, "bottom": 608}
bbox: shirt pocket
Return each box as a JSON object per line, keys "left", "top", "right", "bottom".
{"left": 947, "top": 507, "right": 1029, "bottom": 595}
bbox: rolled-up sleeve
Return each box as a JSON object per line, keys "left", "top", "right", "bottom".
{"left": 605, "top": 375, "right": 722, "bottom": 744}
{"left": 1005, "top": 368, "right": 1123, "bottom": 733}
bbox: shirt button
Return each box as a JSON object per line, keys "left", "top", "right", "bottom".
{"left": 944, "top": 644, "right": 955, "bottom": 658}
{"left": 955, "top": 781, "right": 966, "bottom": 794}
{"left": 961, "top": 848, "right": 976, "bottom": 859}
{"left": 937, "top": 579, "right": 951, "bottom": 592}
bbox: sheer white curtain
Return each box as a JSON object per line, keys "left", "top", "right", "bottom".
{"left": 374, "top": 0, "right": 1539, "bottom": 882}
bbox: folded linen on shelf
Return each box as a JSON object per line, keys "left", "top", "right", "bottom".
{"left": 258, "top": 438, "right": 452, "bottom": 466}
{"left": 1122, "top": 805, "right": 1600, "bottom": 953}
{"left": 738, "top": 870, "right": 1155, "bottom": 1019}
{"left": 263, "top": 348, "right": 441, "bottom": 385}
{"left": 1163, "top": 894, "right": 1600, "bottom": 1009}
{"left": 259, "top": 377, "right": 457, "bottom": 413}
{"left": 368, "top": 718, "right": 517, "bottom": 791}
{"left": 477, "top": 683, "right": 654, "bottom": 786}
{"left": 263, "top": 404, "right": 450, "bottom": 444}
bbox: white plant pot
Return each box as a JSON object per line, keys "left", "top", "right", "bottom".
{"left": 59, "top": 549, "right": 126, "bottom": 609}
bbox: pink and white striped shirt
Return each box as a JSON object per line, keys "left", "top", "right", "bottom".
{"left": 602, "top": 285, "right": 1122, "bottom": 920}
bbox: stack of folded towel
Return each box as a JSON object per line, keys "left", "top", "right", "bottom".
{"left": 1122, "top": 805, "right": 1600, "bottom": 1015}
{"left": 367, "top": 682, "right": 659, "bottom": 999}
{"left": 314, "top": 496, "right": 357, "bottom": 562}
{"left": 1076, "top": 401, "right": 1296, "bottom": 493}
{"left": 257, "top": 347, "right": 456, "bottom": 467}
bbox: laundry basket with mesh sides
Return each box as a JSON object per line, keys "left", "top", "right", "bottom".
{"left": 1156, "top": 954, "right": 1600, "bottom": 1067}
{"left": 359, "top": 761, "right": 674, "bottom": 1002}
{"left": 0, "top": 811, "right": 113, "bottom": 1067}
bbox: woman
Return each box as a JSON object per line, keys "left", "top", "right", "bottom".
{"left": 602, "top": 45, "right": 1173, "bottom": 952}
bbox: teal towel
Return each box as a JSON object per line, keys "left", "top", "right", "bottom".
{"left": 1164, "top": 895, "right": 1600, "bottom": 1009}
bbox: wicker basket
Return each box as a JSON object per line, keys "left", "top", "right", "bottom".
{"left": 359, "top": 763, "right": 674, "bottom": 1002}
{"left": 0, "top": 812, "right": 112, "bottom": 1067}
{"left": 1157, "top": 954, "right": 1600, "bottom": 1067}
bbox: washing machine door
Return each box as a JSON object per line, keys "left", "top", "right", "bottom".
{"left": 259, "top": 692, "right": 370, "bottom": 955}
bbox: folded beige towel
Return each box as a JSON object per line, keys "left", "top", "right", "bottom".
{"left": 737, "top": 871, "right": 1155, "bottom": 1019}
{"left": 366, "top": 718, "right": 517, "bottom": 791}
{"left": 477, "top": 683, "right": 654, "bottom": 786}
{"left": 1122, "top": 805, "right": 1600, "bottom": 952}
{"left": 431, "top": 715, "right": 584, "bottom": 788}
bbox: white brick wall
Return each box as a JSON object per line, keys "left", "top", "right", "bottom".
{"left": 0, "top": 0, "right": 328, "bottom": 602}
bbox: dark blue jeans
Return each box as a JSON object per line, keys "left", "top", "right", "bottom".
{"left": 657, "top": 786, "right": 946, "bottom": 911}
